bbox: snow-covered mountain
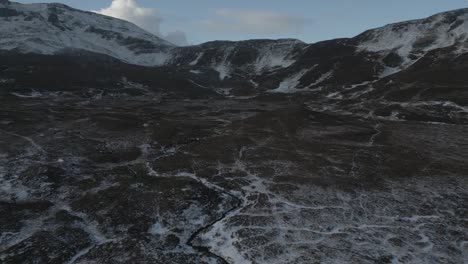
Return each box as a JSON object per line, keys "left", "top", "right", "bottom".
{"left": 251, "top": 8, "right": 468, "bottom": 93}
{"left": 0, "top": 0, "right": 174, "bottom": 65}
{"left": 354, "top": 8, "right": 468, "bottom": 76}
{"left": 2, "top": 0, "right": 468, "bottom": 81}
{"left": 1, "top": 0, "right": 468, "bottom": 101}
{"left": 0, "top": 0, "right": 306, "bottom": 72}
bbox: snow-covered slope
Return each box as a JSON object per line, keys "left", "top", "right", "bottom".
{"left": 0, "top": 0, "right": 174, "bottom": 65}
{"left": 197, "top": 39, "right": 304, "bottom": 75}
{"left": 271, "top": 8, "right": 468, "bottom": 91}
{"left": 355, "top": 8, "right": 468, "bottom": 70}
{"left": 0, "top": 1, "right": 304, "bottom": 71}
{"left": 170, "top": 39, "right": 306, "bottom": 80}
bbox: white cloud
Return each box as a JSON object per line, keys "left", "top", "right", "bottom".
{"left": 96, "top": 0, "right": 162, "bottom": 33}
{"left": 94, "top": 0, "right": 188, "bottom": 46}
{"left": 200, "top": 9, "right": 307, "bottom": 34}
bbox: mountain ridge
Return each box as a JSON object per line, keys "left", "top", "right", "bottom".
{"left": 1, "top": 1, "right": 468, "bottom": 121}
{"left": 2, "top": 1, "right": 468, "bottom": 72}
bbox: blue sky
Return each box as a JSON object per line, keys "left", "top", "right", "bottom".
{"left": 17, "top": 0, "right": 468, "bottom": 45}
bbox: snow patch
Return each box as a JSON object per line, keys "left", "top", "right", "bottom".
{"left": 326, "top": 92, "right": 343, "bottom": 99}
{"left": 254, "top": 55, "right": 295, "bottom": 73}
{"left": 249, "top": 80, "right": 259, "bottom": 88}
{"left": 149, "top": 222, "right": 169, "bottom": 236}
{"left": 190, "top": 70, "right": 202, "bottom": 74}
{"left": 10, "top": 91, "right": 43, "bottom": 98}
{"left": 188, "top": 79, "right": 209, "bottom": 89}
{"left": 253, "top": 40, "right": 301, "bottom": 72}
{"left": 271, "top": 69, "right": 309, "bottom": 93}
{"left": 305, "top": 70, "right": 333, "bottom": 88}
{"left": 214, "top": 64, "right": 231, "bottom": 81}
{"left": 189, "top": 52, "right": 204, "bottom": 66}
{"left": 215, "top": 87, "right": 233, "bottom": 96}
{"left": 201, "top": 221, "right": 252, "bottom": 264}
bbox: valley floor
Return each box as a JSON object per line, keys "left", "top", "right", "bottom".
{"left": 1, "top": 92, "right": 467, "bottom": 264}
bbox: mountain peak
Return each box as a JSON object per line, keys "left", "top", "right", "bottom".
{"left": 0, "top": 0, "right": 173, "bottom": 65}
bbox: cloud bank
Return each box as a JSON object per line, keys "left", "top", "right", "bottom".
{"left": 94, "top": 2, "right": 307, "bottom": 44}
{"left": 95, "top": 0, "right": 188, "bottom": 46}
{"left": 200, "top": 9, "right": 307, "bottom": 34}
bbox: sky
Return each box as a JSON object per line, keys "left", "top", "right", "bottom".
{"left": 16, "top": 0, "right": 468, "bottom": 45}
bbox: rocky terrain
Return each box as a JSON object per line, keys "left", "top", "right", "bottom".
{"left": 0, "top": 1, "right": 467, "bottom": 263}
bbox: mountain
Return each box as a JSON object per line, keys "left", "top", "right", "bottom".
{"left": 1, "top": 1, "right": 467, "bottom": 107}
{"left": 355, "top": 8, "right": 468, "bottom": 73}
{"left": 267, "top": 8, "right": 468, "bottom": 90}
{"left": 1, "top": 1, "right": 467, "bottom": 123}
{"left": 1, "top": 2, "right": 468, "bottom": 264}
{"left": 0, "top": 0, "right": 173, "bottom": 65}
{"left": 2, "top": 0, "right": 468, "bottom": 90}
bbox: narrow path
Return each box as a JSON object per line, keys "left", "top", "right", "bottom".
{"left": 368, "top": 123, "right": 382, "bottom": 147}
{"left": 349, "top": 121, "right": 383, "bottom": 178}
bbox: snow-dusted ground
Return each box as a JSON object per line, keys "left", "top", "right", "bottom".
{"left": 186, "top": 115, "right": 468, "bottom": 264}
{"left": 1, "top": 92, "right": 466, "bottom": 263}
